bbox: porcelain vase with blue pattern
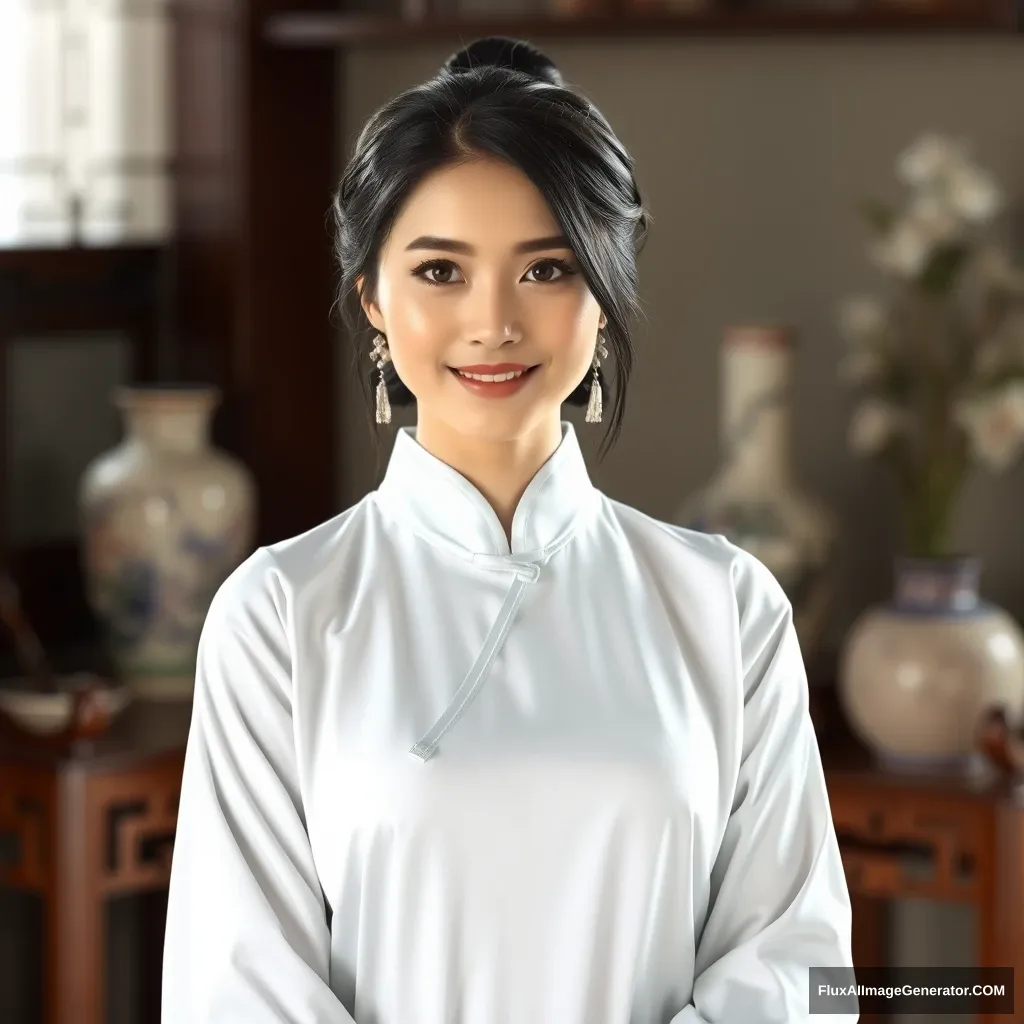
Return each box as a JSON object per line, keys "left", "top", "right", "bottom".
{"left": 79, "top": 386, "right": 256, "bottom": 700}
{"left": 674, "top": 325, "right": 839, "bottom": 667}
{"left": 839, "top": 556, "right": 1024, "bottom": 769}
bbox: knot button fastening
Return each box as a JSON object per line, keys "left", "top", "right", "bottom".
{"left": 511, "top": 562, "right": 541, "bottom": 583}
{"left": 471, "top": 552, "right": 544, "bottom": 583}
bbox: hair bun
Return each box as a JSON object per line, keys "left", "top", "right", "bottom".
{"left": 442, "top": 36, "right": 563, "bottom": 86}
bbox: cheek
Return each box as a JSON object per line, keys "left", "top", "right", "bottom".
{"left": 548, "top": 307, "right": 601, "bottom": 373}
{"left": 389, "top": 332, "right": 451, "bottom": 393}
{"left": 378, "top": 275, "right": 436, "bottom": 337}
{"left": 377, "top": 279, "right": 452, "bottom": 374}
{"left": 561, "top": 338, "right": 598, "bottom": 391}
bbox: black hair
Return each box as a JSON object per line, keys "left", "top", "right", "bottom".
{"left": 330, "top": 35, "right": 650, "bottom": 456}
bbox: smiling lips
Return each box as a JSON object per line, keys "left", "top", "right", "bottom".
{"left": 449, "top": 362, "right": 539, "bottom": 396}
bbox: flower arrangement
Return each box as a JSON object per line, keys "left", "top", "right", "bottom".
{"left": 840, "top": 133, "right": 1024, "bottom": 558}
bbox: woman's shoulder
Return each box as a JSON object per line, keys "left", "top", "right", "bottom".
{"left": 602, "top": 497, "right": 799, "bottom": 702}
{"left": 601, "top": 495, "right": 791, "bottom": 617}
{"left": 261, "top": 495, "right": 377, "bottom": 576}
{"left": 207, "top": 496, "right": 378, "bottom": 623}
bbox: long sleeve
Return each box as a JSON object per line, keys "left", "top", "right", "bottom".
{"left": 161, "top": 548, "right": 356, "bottom": 1023}
{"left": 671, "top": 556, "right": 857, "bottom": 1024}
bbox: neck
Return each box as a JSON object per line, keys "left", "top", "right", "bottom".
{"left": 412, "top": 415, "right": 564, "bottom": 543}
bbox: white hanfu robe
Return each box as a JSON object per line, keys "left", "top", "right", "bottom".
{"left": 162, "top": 421, "right": 857, "bottom": 1024}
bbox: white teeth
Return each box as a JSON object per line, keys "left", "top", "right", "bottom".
{"left": 456, "top": 369, "right": 526, "bottom": 382}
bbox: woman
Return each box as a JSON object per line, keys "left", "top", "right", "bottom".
{"left": 162, "top": 36, "right": 856, "bottom": 1024}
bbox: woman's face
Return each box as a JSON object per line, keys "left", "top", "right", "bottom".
{"left": 360, "top": 157, "right": 605, "bottom": 445}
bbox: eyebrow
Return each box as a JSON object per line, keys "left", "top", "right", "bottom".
{"left": 404, "top": 235, "right": 571, "bottom": 256}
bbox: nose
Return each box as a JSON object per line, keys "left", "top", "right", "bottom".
{"left": 467, "top": 278, "right": 523, "bottom": 348}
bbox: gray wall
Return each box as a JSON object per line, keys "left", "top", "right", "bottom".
{"left": 337, "top": 36, "right": 1024, "bottom": 1018}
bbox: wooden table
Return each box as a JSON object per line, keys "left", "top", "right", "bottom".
{"left": 824, "top": 745, "right": 1024, "bottom": 1023}
{"left": 0, "top": 699, "right": 191, "bottom": 1024}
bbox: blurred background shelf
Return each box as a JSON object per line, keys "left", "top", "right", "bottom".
{"left": 264, "top": 2, "right": 1023, "bottom": 48}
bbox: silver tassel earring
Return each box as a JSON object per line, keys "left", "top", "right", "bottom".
{"left": 585, "top": 332, "right": 609, "bottom": 424}
{"left": 370, "top": 333, "right": 392, "bottom": 424}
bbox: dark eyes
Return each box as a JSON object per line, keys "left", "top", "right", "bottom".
{"left": 411, "top": 258, "right": 576, "bottom": 287}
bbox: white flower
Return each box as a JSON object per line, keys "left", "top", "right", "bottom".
{"left": 897, "top": 134, "right": 967, "bottom": 188}
{"left": 871, "top": 215, "right": 935, "bottom": 277}
{"left": 839, "top": 296, "right": 886, "bottom": 344}
{"left": 893, "top": 133, "right": 1000, "bottom": 227}
{"left": 909, "top": 191, "right": 964, "bottom": 243}
{"left": 839, "top": 348, "right": 886, "bottom": 385}
{"left": 871, "top": 189, "right": 971, "bottom": 279}
{"left": 849, "top": 398, "right": 908, "bottom": 456}
{"left": 954, "top": 381, "right": 1024, "bottom": 471}
{"left": 946, "top": 163, "right": 1001, "bottom": 223}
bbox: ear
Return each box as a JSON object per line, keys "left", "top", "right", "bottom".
{"left": 356, "top": 275, "right": 384, "bottom": 333}
{"left": 598, "top": 312, "right": 608, "bottom": 331}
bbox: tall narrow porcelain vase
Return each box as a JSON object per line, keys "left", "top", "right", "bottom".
{"left": 675, "top": 325, "right": 839, "bottom": 666}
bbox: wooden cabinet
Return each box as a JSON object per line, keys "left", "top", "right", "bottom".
{"left": 0, "top": 702, "right": 190, "bottom": 1024}
{"left": 825, "top": 754, "right": 1024, "bottom": 1023}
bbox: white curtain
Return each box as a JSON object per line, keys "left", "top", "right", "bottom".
{"left": 0, "top": 0, "right": 171, "bottom": 248}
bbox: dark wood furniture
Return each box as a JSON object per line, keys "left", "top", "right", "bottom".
{"left": 0, "top": 701, "right": 191, "bottom": 1024}
{"left": 171, "top": 0, "right": 339, "bottom": 550}
{"left": 0, "top": 247, "right": 165, "bottom": 650}
{"left": 821, "top": 743, "right": 1024, "bottom": 1024}
{"left": 266, "top": 0, "right": 1023, "bottom": 47}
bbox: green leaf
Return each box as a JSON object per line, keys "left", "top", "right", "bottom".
{"left": 918, "top": 244, "right": 969, "bottom": 297}
{"left": 879, "top": 364, "right": 916, "bottom": 403}
{"left": 858, "top": 198, "right": 897, "bottom": 235}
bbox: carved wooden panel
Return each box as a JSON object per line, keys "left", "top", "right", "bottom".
{"left": 90, "top": 756, "right": 183, "bottom": 897}
{"left": 828, "top": 782, "right": 995, "bottom": 903}
{"left": 0, "top": 766, "right": 52, "bottom": 893}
